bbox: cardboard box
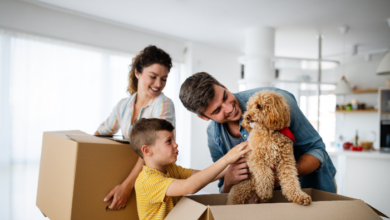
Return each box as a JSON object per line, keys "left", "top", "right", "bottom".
{"left": 36, "top": 130, "right": 139, "bottom": 220}
{"left": 166, "top": 189, "right": 388, "bottom": 220}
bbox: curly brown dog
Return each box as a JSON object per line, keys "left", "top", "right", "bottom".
{"left": 226, "top": 90, "right": 312, "bottom": 206}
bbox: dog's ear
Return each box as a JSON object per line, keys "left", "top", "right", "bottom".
{"left": 241, "top": 112, "right": 253, "bottom": 132}
{"left": 265, "top": 92, "right": 290, "bottom": 130}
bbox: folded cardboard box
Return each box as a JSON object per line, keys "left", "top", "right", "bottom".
{"left": 166, "top": 188, "right": 388, "bottom": 220}
{"left": 36, "top": 130, "right": 139, "bottom": 220}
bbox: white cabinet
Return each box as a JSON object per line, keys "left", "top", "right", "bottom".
{"left": 328, "top": 150, "right": 390, "bottom": 217}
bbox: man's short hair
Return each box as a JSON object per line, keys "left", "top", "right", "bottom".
{"left": 179, "top": 72, "right": 222, "bottom": 116}
{"left": 129, "top": 118, "right": 175, "bottom": 158}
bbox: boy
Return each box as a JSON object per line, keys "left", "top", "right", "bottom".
{"left": 130, "top": 118, "right": 250, "bottom": 220}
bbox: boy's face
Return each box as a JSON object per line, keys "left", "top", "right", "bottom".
{"left": 199, "top": 85, "right": 242, "bottom": 123}
{"left": 151, "top": 130, "right": 178, "bottom": 165}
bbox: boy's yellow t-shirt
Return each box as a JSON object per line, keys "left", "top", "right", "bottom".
{"left": 135, "top": 163, "right": 193, "bottom": 220}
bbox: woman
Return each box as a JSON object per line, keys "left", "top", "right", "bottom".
{"left": 95, "top": 45, "right": 175, "bottom": 209}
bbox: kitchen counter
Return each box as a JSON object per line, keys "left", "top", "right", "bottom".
{"left": 327, "top": 148, "right": 390, "bottom": 159}
{"left": 327, "top": 148, "right": 390, "bottom": 217}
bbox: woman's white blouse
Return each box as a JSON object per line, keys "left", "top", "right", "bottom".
{"left": 97, "top": 92, "right": 175, "bottom": 140}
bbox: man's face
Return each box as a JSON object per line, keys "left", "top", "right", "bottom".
{"left": 201, "top": 85, "right": 242, "bottom": 123}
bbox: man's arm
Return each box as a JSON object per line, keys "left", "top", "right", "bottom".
{"left": 271, "top": 154, "right": 321, "bottom": 187}
{"left": 282, "top": 90, "right": 326, "bottom": 176}
{"left": 296, "top": 154, "right": 321, "bottom": 177}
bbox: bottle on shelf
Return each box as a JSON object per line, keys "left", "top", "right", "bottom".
{"left": 355, "top": 130, "right": 359, "bottom": 146}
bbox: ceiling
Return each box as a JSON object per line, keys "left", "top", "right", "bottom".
{"left": 28, "top": 0, "right": 390, "bottom": 59}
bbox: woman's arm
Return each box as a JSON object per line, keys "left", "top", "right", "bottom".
{"left": 104, "top": 157, "right": 144, "bottom": 209}
{"left": 97, "top": 99, "right": 125, "bottom": 136}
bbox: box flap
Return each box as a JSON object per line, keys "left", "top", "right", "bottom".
{"left": 366, "top": 203, "right": 389, "bottom": 218}
{"left": 165, "top": 197, "right": 207, "bottom": 220}
{"left": 209, "top": 200, "right": 381, "bottom": 220}
{"left": 310, "top": 189, "right": 388, "bottom": 218}
{"left": 45, "top": 130, "right": 87, "bottom": 139}
{"left": 311, "top": 188, "right": 356, "bottom": 201}
{"left": 187, "top": 193, "right": 228, "bottom": 206}
{"left": 67, "top": 134, "right": 124, "bottom": 145}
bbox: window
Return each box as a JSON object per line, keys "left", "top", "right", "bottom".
{"left": 0, "top": 29, "right": 185, "bottom": 220}
{"left": 274, "top": 82, "right": 336, "bottom": 148}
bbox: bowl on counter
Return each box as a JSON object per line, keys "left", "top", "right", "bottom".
{"left": 361, "top": 141, "right": 373, "bottom": 150}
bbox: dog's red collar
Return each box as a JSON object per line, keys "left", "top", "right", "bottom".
{"left": 278, "top": 127, "right": 296, "bottom": 143}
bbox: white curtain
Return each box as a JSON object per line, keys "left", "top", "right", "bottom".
{"left": 0, "top": 29, "right": 185, "bottom": 220}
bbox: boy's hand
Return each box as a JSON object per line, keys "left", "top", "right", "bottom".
{"left": 224, "top": 141, "right": 251, "bottom": 164}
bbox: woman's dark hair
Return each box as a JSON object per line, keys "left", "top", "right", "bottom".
{"left": 127, "top": 45, "right": 172, "bottom": 95}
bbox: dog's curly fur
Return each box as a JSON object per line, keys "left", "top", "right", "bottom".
{"left": 226, "top": 90, "right": 312, "bottom": 206}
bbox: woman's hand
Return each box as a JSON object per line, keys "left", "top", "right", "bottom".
{"left": 103, "top": 156, "right": 144, "bottom": 210}
{"left": 104, "top": 183, "right": 132, "bottom": 209}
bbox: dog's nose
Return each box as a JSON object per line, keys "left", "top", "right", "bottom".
{"left": 246, "top": 115, "right": 251, "bottom": 121}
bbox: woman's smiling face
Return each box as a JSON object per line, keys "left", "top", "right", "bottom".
{"left": 136, "top": 63, "right": 169, "bottom": 98}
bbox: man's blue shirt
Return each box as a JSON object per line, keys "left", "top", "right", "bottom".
{"left": 207, "top": 87, "right": 336, "bottom": 193}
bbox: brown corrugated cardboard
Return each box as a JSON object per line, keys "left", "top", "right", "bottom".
{"left": 166, "top": 189, "right": 388, "bottom": 220}
{"left": 36, "top": 130, "right": 139, "bottom": 220}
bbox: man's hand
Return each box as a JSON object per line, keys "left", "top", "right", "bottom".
{"left": 104, "top": 184, "right": 132, "bottom": 209}
{"left": 270, "top": 164, "right": 280, "bottom": 188}
{"left": 221, "top": 157, "right": 250, "bottom": 193}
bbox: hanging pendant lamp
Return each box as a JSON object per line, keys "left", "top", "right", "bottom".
{"left": 334, "top": 76, "right": 353, "bottom": 94}
{"left": 377, "top": 52, "right": 390, "bottom": 75}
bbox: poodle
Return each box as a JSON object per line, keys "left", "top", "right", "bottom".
{"left": 226, "top": 90, "right": 312, "bottom": 206}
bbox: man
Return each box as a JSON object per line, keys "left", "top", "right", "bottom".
{"left": 179, "top": 72, "right": 336, "bottom": 193}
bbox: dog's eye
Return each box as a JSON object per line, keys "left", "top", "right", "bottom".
{"left": 257, "top": 104, "right": 262, "bottom": 109}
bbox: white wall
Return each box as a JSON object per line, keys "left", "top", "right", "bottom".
{"left": 186, "top": 42, "right": 241, "bottom": 193}
{"left": 334, "top": 55, "right": 387, "bottom": 148}
{"left": 0, "top": 0, "right": 185, "bottom": 62}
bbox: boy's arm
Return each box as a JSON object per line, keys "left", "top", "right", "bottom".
{"left": 166, "top": 142, "right": 250, "bottom": 197}
{"left": 190, "top": 165, "right": 229, "bottom": 182}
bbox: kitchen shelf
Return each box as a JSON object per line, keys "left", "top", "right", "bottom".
{"left": 335, "top": 109, "right": 378, "bottom": 113}
{"left": 352, "top": 88, "right": 378, "bottom": 94}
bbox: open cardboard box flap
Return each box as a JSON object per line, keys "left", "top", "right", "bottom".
{"left": 66, "top": 133, "right": 123, "bottom": 145}
{"left": 165, "top": 197, "right": 208, "bottom": 220}
{"left": 166, "top": 189, "right": 388, "bottom": 220}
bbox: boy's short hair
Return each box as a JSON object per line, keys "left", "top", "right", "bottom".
{"left": 129, "top": 118, "right": 175, "bottom": 158}
{"left": 179, "top": 72, "right": 222, "bottom": 117}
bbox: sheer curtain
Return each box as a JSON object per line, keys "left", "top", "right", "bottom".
{"left": 0, "top": 29, "right": 185, "bottom": 220}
